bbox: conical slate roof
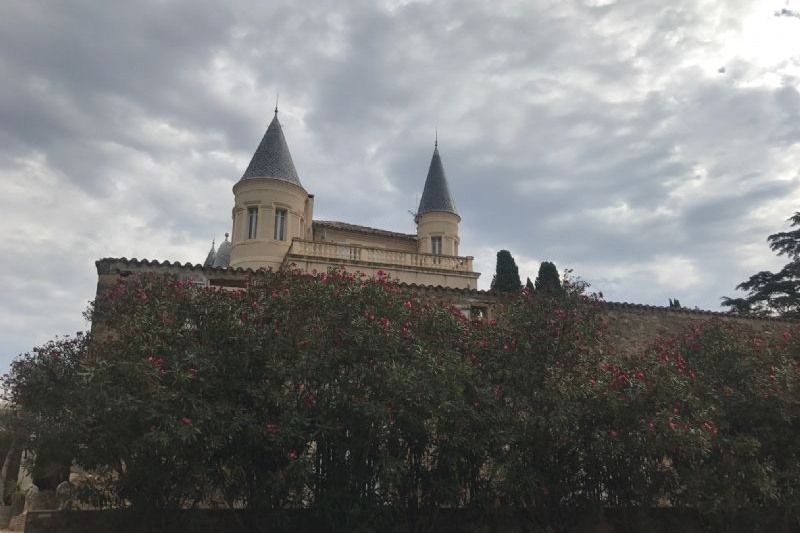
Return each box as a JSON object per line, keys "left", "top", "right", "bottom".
{"left": 212, "top": 234, "right": 231, "bottom": 268}
{"left": 417, "top": 143, "right": 457, "bottom": 216}
{"left": 203, "top": 239, "right": 216, "bottom": 267}
{"left": 240, "top": 112, "right": 302, "bottom": 187}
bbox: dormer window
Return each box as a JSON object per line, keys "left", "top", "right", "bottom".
{"left": 431, "top": 236, "right": 442, "bottom": 255}
{"left": 247, "top": 207, "right": 258, "bottom": 239}
{"left": 274, "top": 208, "right": 287, "bottom": 240}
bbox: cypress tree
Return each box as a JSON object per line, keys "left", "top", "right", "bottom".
{"left": 491, "top": 250, "right": 522, "bottom": 292}
{"left": 534, "top": 261, "right": 562, "bottom": 294}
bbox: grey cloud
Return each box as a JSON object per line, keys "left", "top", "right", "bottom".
{"left": 1, "top": 0, "right": 799, "bottom": 373}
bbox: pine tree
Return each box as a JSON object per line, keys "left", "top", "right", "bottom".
{"left": 722, "top": 212, "right": 800, "bottom": 318}
{"left": 490, "top": 250, "right": 521, "bottom": 292}
{"left": 534, "top": 261, "right": 562, "bottom": 294}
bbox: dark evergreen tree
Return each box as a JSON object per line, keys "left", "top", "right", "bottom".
{"left": 722, "top": 212, "right": 800, "bottom": 318}
{"left": 490, "top": 250, "right": 521, "bottom": 292}
{"left": 525, "top": 277, "right": 535, "bottom": 293}
{"left": 534, "top": 261, "right": 562, "bottom": 294}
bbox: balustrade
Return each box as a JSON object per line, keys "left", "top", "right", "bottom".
{"left": 287, "top": 239, "right": 474, "bottom": 272}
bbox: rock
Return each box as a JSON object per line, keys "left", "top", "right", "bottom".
{"left": 25, "top": 486, "right": 56, "bottom": 511}
{"left": 8, "top": 511, "right": 26, "bottom": 531}
{"left": 56, "top": 480, "right": 76, "bottom": 510}
{"left": 23, "top": 485, "right": 38, "bottom": 513}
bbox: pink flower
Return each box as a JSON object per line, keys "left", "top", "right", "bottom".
{"left": 286, "top": 450, "right": 298, "bottom": 461}
{"left": 181, "top": 417, "right": 192, "bottom": 426}
{"left": 266, "top": 423, "right": 278, "bottom": 434}
{"left": 610, "top": 430, "right": 617, "bottom": 438}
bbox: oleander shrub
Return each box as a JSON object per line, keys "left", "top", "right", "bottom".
{"left": 5, "top": 269, "right": 800, "bottom": 531}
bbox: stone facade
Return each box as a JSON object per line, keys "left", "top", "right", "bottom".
{"left": 201, "top": 110, "right": 479, "bottom": 290}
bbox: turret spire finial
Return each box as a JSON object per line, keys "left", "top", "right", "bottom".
{"left": 274, "top": 93, "right": 279, "bottom": 116}
{"left": 416, "top": 135, "right": 457, "bottom": 216}
{"left": 435, "top": 128, "right": 438, "bottom": 148}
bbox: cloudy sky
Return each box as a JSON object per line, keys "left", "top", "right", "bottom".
{"left": 1, "top": 0, "right": 799, "bottom": 372}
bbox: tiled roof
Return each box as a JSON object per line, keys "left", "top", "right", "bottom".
{"left": 417, "top": 145, "right": 457, "bottom": 216}
{"left": 96, "top": 257, "right": 250, "bottom": 274}
{"left": 313, "top": 220, "right": 417, "bottom": 241}
{"left": 94, "top": 258, "right": 798, "bottom": 324}
{"left": 240, "top": 112, "right": 302, "bottom": 187}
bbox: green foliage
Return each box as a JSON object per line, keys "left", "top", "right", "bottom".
{"left": 490, "top": 250, "right": 521, "bottom": 292}
{"left": 6, "top": 268, "right": 800, "bottom": 529}
{"left": 722, "top": 212, "right": 800, "bottom": 318}
{"left": 533, "top": 261, "right": 562, "bottom": 294}
{"left": 4, "top": 269, "right": 494, "bottom": 527}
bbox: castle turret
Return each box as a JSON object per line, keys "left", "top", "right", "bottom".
{"left": 415, "top": 140, "right": 460, "bottom": 257}
{"left": 212, "top": 233, "right": 231, "bottom": 268}
{"left": 203, "top": 238, "right": 216, "bottom": 267}
{"left": 229, "top": 109, "right": 314, "bottom": 270}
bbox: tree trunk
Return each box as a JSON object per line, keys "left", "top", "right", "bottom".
{"left": 0, "top": 435, "right": 18, "bottom": 504}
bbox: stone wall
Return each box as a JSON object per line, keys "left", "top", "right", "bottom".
{"left": 602, "top": 301, "right": 794, "bottom": 355}
{"left": 24, "top": 508, "right": 798, "bottom": 533}
{"left": 94, "top": 258, "right": 796, "bottom": 348}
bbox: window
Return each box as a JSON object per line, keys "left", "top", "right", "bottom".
{"left": 431, "top": 236, "right": 442, "bottom": 255}
{"left": 470, "top": 306, "right": 487, "bottom": 321}
{"left": 274, "top": 208, "right": 287, "bottom": 240}
{"left": 247, "top": 207, "right": 258, "bottom": 239}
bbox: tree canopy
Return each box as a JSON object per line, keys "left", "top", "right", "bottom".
{"left": 490, "top": 250, "right": 521, "bottom": 292}
{"left": 722, "top": 212, "right": 800, "bottom": 318}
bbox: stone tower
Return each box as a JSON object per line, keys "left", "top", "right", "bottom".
{"left": 415, "top": 140, "right": 460, "bottom": 257}
{"left": 229, "top": 109, "right": 314, "bottom": 270}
